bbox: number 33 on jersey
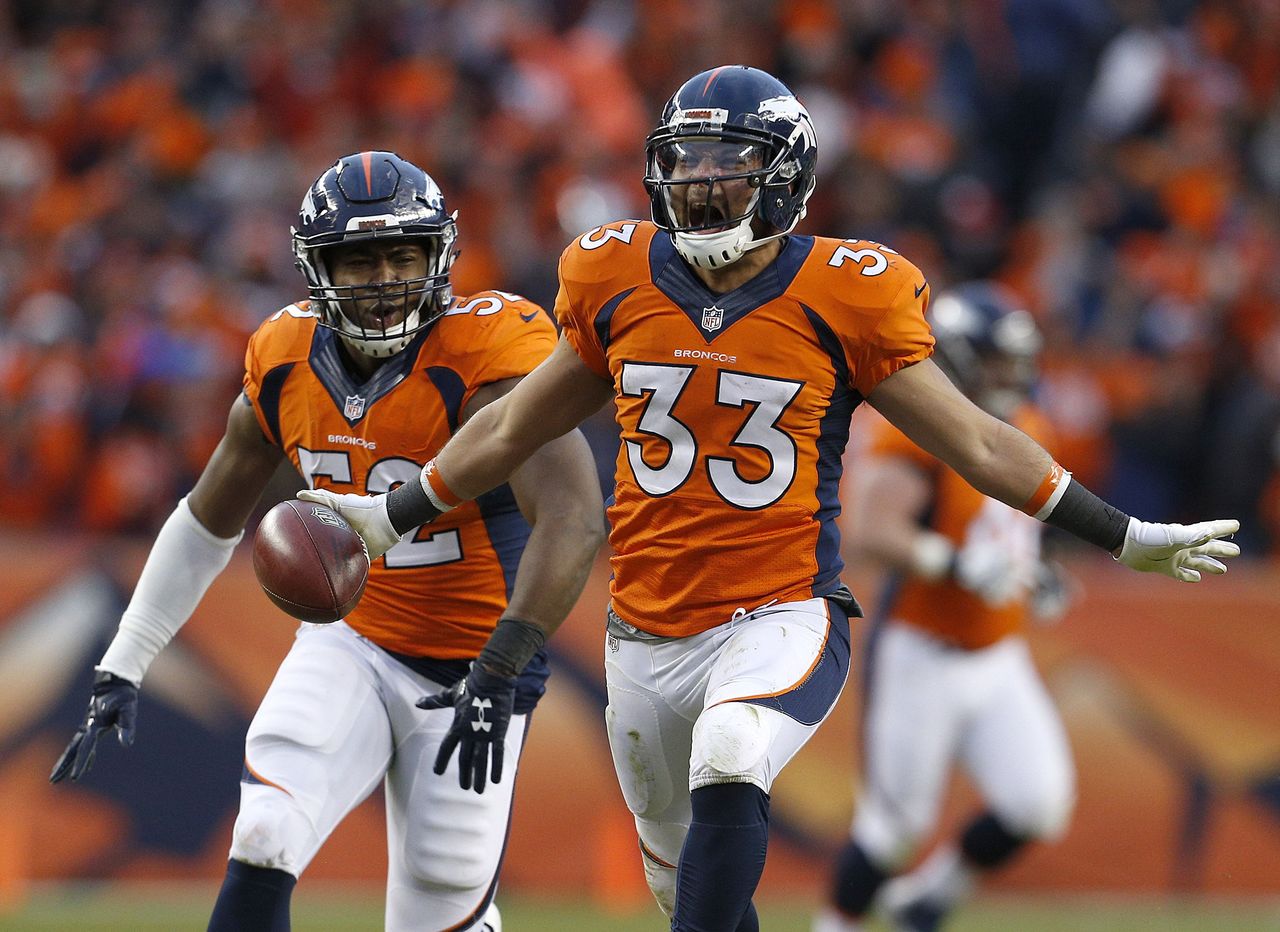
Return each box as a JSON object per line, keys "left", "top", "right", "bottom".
{"left": 557, "top": 221, "right": 934, "bottom": 638}
{"left": 242, "top": 291, "right": 556, "bottom": 658}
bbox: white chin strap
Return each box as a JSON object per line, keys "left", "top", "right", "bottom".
{"left": 672, "top": 200, "right": 804, "bottom": 271}
{"left": 338, "top": 306, "right": 420, "bottom": 359}
{"left": 673, "top": 216, "right": 756, "bottom": 270}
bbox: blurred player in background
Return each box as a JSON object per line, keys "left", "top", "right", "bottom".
{"left": 304, "top": 67, "right": 1240, "bottom": 932}
{"left": 50, "top": 151, "right": 604, "bottom": 932}
{"left": 814, "top": 284, "right": 1076, "bottom": 932}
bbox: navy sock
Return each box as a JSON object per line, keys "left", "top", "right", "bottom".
{"left": 671, "top": 782, "right": 770, "bottom": 932}
{"left": 207, "top": 859, "right": 296, "bottom": 932}
{"left": 830, "top": 839, "right": 890, "bottom": 917}
{"left": 959, "top": 811, "right": 1028, "bottom": 869}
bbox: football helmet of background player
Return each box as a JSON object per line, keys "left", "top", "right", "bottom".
{"left": 292, "top": 151, "right": 458, "bottom": 358}
{"left": 644, "top": 65, "right": 818, "bottom": 270}
{"left": 927, "top": 281, "right": 1043, "bottom": 421}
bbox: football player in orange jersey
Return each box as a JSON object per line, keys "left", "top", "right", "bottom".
{"left": 50, "top": 152, "right": 605, "bottom": 932}
{"left": 813, "top": 284, "right": 1076, "bottom": 932}
{"left": 306, "top": 67, "right": 1239, "bottom": 932}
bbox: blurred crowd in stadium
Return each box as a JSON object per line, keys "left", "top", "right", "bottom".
{"left": 1, "top": 0, "right": 1278, "bottom": 550}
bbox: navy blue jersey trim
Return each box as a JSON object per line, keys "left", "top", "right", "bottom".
{"left": 595, "top": 287, "right": 637, "bottom": 355}
{"left": 742, "top": 603, "right": 851, "bottom": 726}
{"left": 426, "top": 365, "right": 467, "bottom": 433}
{"left": 801, "top": 305, "right": 852, "bottom": 389}
{"left": 256, "top": 364, "right": 295, "bottom": 446}
{"left": 802, "top": 305, "right": 862, "bottom": 597}
{"left": 649, "top": 233, "right": 815, "bottom": 341}
{"left": 308, "top": 325, "right": 430, "bottom": 426}
{"left": 475, "top": 484, "right": 531, "bottom": 598}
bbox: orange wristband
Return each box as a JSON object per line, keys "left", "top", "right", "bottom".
{"left": 422, "top": 459, "right": 464, "bottom": 511}
{"left": 1022, "top": 462, "right": 1071, "bottom": 520}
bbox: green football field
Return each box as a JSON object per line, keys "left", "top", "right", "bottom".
{"left": 2, "top": 888, "right": 1279, "bottom": 931}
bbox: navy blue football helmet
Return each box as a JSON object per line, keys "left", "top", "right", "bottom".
{"left": 644, "top": 65, "right": 818, "bottom": 269}
{"left": 292, "top": 151, "right": 457, "bottom": 357}
{"left": 928, "top": 282, "right": 1043, "bottom": 419}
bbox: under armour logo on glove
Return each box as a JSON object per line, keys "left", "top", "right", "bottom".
{"left": 417, "top": 665, "right": 517, "bottom": 793}
{"left": 471, "top": 696, "right": 493, "bottom": 732}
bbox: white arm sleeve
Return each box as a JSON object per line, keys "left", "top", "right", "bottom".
{"left": 97, "top": 496, "right": 243, "bottom": 686}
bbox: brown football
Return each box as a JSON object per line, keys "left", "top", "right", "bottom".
{"left": 252, "top": 500, "right": 370, "bottom": 624}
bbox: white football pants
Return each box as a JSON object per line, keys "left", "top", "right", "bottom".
{"left": 229, "top": 621, "right": 525, "bottom": 932}
{"left": 604, "top": 596, "right": 851, "bottom": 915}
{"left": 853, "top": 621, "right": 1075, "bottom": 868}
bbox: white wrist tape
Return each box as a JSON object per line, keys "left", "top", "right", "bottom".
{"left": 910, "top": 532, "right": 956, "bottom": 581}
{"left": 97, "top": 497, "right": 242, "bottom": 686}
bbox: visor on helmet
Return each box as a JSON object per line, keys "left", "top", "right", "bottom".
{"left": 649, "top": 139, "right": 770, "bottom": 233}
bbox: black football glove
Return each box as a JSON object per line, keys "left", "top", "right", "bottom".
{"left": 417, "top": 665, "right": 516, "bottom": 794}
{"left": 50, "top": 671, "right": 139, "bottom": 784}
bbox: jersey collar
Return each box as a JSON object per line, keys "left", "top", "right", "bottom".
{"left": 649, "top": 232, "right": 814, "bottom": 342}
{"left": 309, "top": 325, "right": 430, "bottom": 426}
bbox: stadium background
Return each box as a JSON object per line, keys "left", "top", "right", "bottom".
{"left": 1, "top": 0, "right": 1278, "bottom": 927}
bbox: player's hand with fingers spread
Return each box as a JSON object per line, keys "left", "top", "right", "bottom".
{"left": 417, "top": 664, "right": 517, "bottom": 794}
{"left": 1115, "top": 518, "right": 1241, "bottom": 582}
{"left": 50, "top": 671, "right": 139, "bottom": 784}
{"left": 296, "top": 489, "right": 402, "bottom": 560}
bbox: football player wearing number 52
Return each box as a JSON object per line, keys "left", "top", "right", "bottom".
{"left": 51, "top": 152, "right": 604, "bottom": 932}
{"left": 306, "top": 66, "right": 1240, "bottom": 932}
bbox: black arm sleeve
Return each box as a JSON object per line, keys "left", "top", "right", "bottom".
{"left": 476, "top": 618, "right": 547, "bottom": 678}
{"left": 386, "top": 477, "right": 443, "bottom": 535}
{"left": 1044, "top": 480, "right": 1129, "bottom": 552}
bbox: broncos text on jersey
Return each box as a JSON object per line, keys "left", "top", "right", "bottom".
{"left": 242, "top": 293, "right": 556, "bottom": 657}
{"left": 557, "top": 220, "right": 934, "bottom": 637}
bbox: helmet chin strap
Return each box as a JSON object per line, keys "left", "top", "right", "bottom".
{"left": 671, "top": 185, "right": 808, "bottom": 271}
{"left": 673, "top": 218, "right": 798, "bottom": 271}
{"left": 672, "top": 217, "right": 755, "bottom": 270}
{"left": 336, "top": 304, "right": 422, "bottom": 359}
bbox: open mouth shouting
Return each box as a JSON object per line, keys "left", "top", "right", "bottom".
{"left": 689, "top": 201, "right": 732, "bottom": 232}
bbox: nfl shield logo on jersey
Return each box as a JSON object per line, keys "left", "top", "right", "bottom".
{"left": 701, "top": 305, "right": 725, "bottom": 332}
{"left": 344, "top": 394, "right": 366, "bottom": 421}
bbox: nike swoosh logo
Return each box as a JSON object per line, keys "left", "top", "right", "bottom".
{"left": 914, "top": 282, "right": 927, "bottom": 298}
{"left": 519, "top": 311, "right": 539, "bottom": 322}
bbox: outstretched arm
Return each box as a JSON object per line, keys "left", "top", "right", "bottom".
{"left": 304, "top": 336, "right": 614, "bottom": 557}
{"left": 429, "top": 336, "right": 615, "bottom": 502}
{"left": 455, "top": 374, "right": 607, "bottom": 641}
{"left": 868, "top": 359, "right": 1239, "bottom": 581}
{"left": 868, "top": 358, "right": 1052, "bottom": 508}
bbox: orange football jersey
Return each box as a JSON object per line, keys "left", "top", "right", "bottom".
{"left": 556, "top": 220, "right": 934, "bottom": 637}
{"left": 866, "top": 406, "right": 1057, "bottom": 649}
{"left": 242, "top": 292, "right": 557, "bottom": 658}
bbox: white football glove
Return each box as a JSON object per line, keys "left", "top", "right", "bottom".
{"left": 295, "top": 489, "right": 403, "bottom": 560}
{"left": 954, "top": 536, "right": 1034, "bottom": 607}
{"left": 1115, "top": 517, "right": 1240, "bottom": 582}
